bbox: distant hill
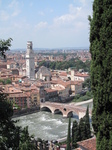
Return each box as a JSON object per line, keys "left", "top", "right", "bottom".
{"left": 11, "top": 47, "right": 89, "bottom": 52}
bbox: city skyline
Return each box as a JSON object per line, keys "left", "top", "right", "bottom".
{"left": 0, "top": 0, "right": 93, "bottom": 49}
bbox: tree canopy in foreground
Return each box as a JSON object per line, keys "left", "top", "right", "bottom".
{"left": 0, "top": 38, "right": 12, "bottom": 58}
{"left": 0, "top": 38, "right": 35, "bottom": 149}
{"left": 89, "top": 0, "right": 112, "bottom": 149}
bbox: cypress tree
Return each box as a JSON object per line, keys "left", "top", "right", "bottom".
{"left": 89, "top": 0, "right": 112, "bottom": 149}
{"left": 72, "top": 120, "right": 79, "bottom": 149}
{"left": 79, "top": 118, "right": 86, "bottom": 141}
{"left": 109, "top": 132, "right": 112, "bottom": 150}
{"left": 66, "top": 117, "right": 71, "bottom": 150}
{"left": 84, "top": 106, "right": 91, "bottom": 139}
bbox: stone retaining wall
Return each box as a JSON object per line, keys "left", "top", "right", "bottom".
{"left": 12, "top": 106, "right": 40, "bottom": 118}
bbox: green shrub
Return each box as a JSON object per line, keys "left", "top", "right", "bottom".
{"left": 72, "top": 91, "right": 93, "bottom": 102}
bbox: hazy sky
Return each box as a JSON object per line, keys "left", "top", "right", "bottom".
{"left": 0, "top": 0, "right": 93, "bottom": 49}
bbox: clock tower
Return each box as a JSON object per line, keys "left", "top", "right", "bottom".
{"left": 26, "top": 41, "right": 35, "bottom": 79}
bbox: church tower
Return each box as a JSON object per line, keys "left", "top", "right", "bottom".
{"left": 26, "top": 41, "right": 35, "bottom": 79}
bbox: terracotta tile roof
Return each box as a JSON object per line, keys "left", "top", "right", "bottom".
{"left": 31, "top": 90, "right": 39, "bottom": 94}
{"left": 1, "top": 74, "right": 12, "bottom": 78}
{"left": 45, "top": 88, "right": 57, "bottom": 93}
{"left": 11, "top": 75, "right": 23, "bottom": 78}
{"left": 77, "top": 137, "right": 96, "bottom": 150}
{"left": 0, "top": 76, "right": 9, "bottom": 79}
{"left": 3, "top": 84, "right": 12, "bottom": 88}
{"left": 31, "top": 85, "right": 38, "bottom": 90}
{"left": 51, "top": 80, "right": 70, "bottom": 88}
{"left": 0, "top": 68, "right": 11, "bottom": 73}
{"left": 20, "top": 87, "right": 31, "bottom": 91}
{"left": 71, "top": 81, "right": 82, "bottom": 85}
{"left": 74, "top": 73, "right": 89, "bottom": 77}
{"left": 0, "top": 68, "right": 6, "bottom": 71}
{"left": 60, "top": 144, "right": 66, "bottom": 148}
{"left": 25, "top": 92, "right": 31, "bottom": 97}
{"left": 22, "top": 83, "right": 31, "bottom": 87}
{"left": 59, "top": 72, "right": 67, "bottom": 76}
{"left": 3, "top": 86, "right": 22, "bottom": 94}
{"left": 7, "top": 61, "right": 16, "bottom": 65}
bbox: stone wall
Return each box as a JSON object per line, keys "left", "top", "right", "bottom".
{"left": 12, "top": 106, "right": 40, "bottom": 118}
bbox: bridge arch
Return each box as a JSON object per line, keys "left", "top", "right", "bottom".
{"left": 54, "top": 109, "right": 63, "bottom": 115}
{"left": 67, "top": 110, "right": 79, "bottom": 118}
{"left": 40, "top": 106, "right": 52, "bottom": 113}
{"left": 67, "top": 111, "right": 73, "bottom": 117}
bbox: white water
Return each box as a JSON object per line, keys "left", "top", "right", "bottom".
{"left": 13, "top": 111, "right": 78, "bottom": 141}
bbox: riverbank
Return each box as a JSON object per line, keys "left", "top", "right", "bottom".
{"left": 12, "top": 106, "right": 40, "bottom": 118}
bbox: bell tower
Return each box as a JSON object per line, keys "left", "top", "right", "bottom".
{"left": 26, "top": 41, "right": 35, "bottom": 79}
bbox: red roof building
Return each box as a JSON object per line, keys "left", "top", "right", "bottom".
{"left": 77, "top": 137, "right": 96, "bottom": 150}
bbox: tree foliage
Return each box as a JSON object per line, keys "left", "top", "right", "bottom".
{"left": 72, "top": 91, "right": 93, "bottom": 102}
{"left": 39, "top": 58, "right": 90, "bottom": 72}
{"left": 5, "top": 79, "right": 12, "bottom": 84}
{"left": 72, "top": 120, "right": 79, "bottom": 149}
{"left": 89, "top": 0, "right": 112, "bottom": 149}
{"left": 84, "top": 106, "right": 91, "bottom": 139}
{"left": 109, "top": 132, "right": 112, "bottom": 150}
{"left": 0, "top": 90, "right": 35, "bottom": 149}
{"left": 0, "top": 78, "right": 12, "bottom": 84}
{"left": 79, "top": 118, "right": 86, "bottom": 141}
{"left": 82, "top": 78, "right": 91, "bottom": 90}
{"left": 19, "top": 126, "right": 35, "bottom": 150}
{"left": 72, "top": 106, "right": 91, "bottom": 148}
{"left": 0, "top": 38, "right": 35, "bottom": 149}
{"left": 0, "top": 38, "right": 12, "bottom": 58}
{"left": 66, "top": 117, "right": 71, "bottom": 150}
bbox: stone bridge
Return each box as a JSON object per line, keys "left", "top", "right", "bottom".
{"left": 40, "top": 102, "right": 92, "bottom": 119}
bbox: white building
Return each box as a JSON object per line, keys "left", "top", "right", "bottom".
{"left": 26, "top": 41, "right": 35, "bottom": 79}
{"left": 67, "top": 70, "right": 89, "bottom": 82}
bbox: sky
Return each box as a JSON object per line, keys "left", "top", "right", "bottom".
{"left": 0, "top": 0, "right": 93, "bottom": 49}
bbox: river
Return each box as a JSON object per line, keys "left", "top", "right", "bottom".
{"left": 13, "top": 101, "right": 93, "bottom": 141}
{"left": 13, "top": 111, "right": 78, "bottom": 141}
